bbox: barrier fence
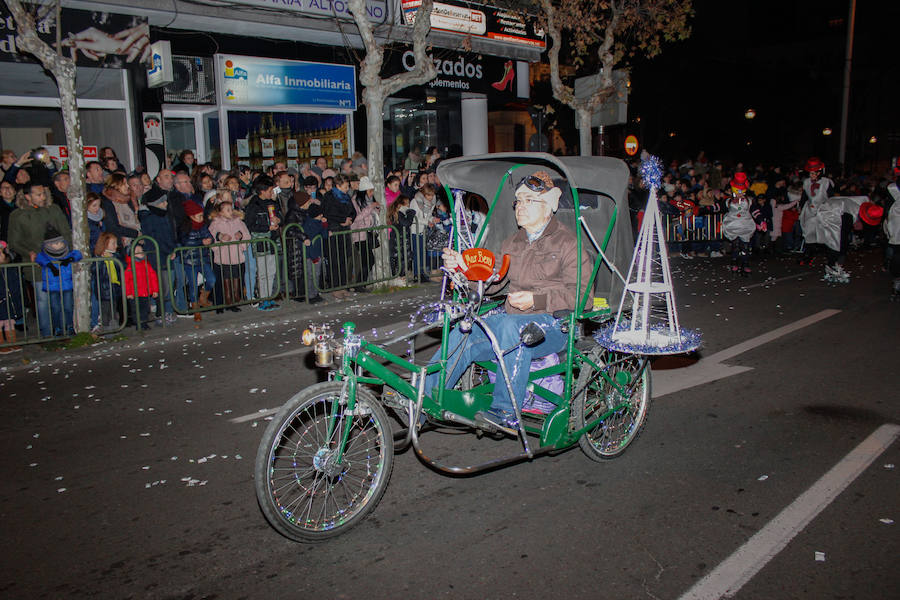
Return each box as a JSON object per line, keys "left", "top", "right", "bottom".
{"left": 661, "top": 213, "right": 725, "bottom": 243}
{"left": 0, "top": 222, "right": 446, "bottom": 349}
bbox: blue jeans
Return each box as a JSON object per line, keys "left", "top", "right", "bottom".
{"left": 48, "top": 289, "right": 74, "bottom": 335}
{"left": 31, "top": 280, "right": 52, "bottom": 337}
{"left": 183, "top": 261, "right": 216, "bottom": 303}
{"left": 426, "top": 313, "right": 567, "bottom": 414}
{"left": 243, "top": 245, "right": 257, "bottom": 299}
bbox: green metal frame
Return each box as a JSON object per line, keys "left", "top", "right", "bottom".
{"left": 316, "top": 164, "right": 631, "bottom": 453}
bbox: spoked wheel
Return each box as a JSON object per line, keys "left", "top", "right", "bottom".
{"left": 574, "top": 348, "right": 651, "bottom": 462}
{"left": 254, "top": 382, "right": 394, "bottom": 542}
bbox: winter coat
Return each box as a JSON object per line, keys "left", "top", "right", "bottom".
{"left": 322, "top": 189, "right": 356, "bottom": 232}
{"left": 285, "top": 202, "right": 326, "bottom": 261}
{"left": 7, "top": 203, "right": 71, "bottom": 281}
{"left": 179, "top": 225, "right": 213, "bottom": 266}
{"left": 35, "top": 249, "right": 83, "bottom": 292}
{"left": 101, "top": 188, "right": 140, "bottom": 247}
{"left": 91, "top": 256, "right": 118, "bottom": 301}
{"left": 350, "top": 194, "right": 378, "bottom": 243}
{"left": 0, "top": 265, "right": 23, "bottom": 321}
{"left": 138, "top": 205, "right": 179, "bottom": 269}
{"left": 0, "top": 198, "right": 16, "bottom": 245}
{"left": 208, "top": 214, "right": 251, "bottom": 265}
{"left": 124, "top": 256, "right": 159, "bottom": 298}
{"left": 499, "top": 216, "right": 592, "bottom": 316}
{"left": 243, "top": 193, "right": 283, "bottom": 244}
{"left": 88, "top": 211, "right": 105, "bottom": 252}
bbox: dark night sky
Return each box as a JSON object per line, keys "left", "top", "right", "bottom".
{"left": 623, "top": 0, "right": 899, "bottom": 171}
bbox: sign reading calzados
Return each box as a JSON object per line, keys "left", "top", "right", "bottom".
{"left": 389, "top": 47, "right": 517, "bottom": 97}
{"left": 401, "top": 0, "right": 544, "bottom": 48}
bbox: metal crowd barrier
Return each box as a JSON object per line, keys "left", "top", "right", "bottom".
{"left": 0, "top": 257, "right": 127, "bottom": 349}
{"left": 662, "top": 213, "right": 724, "bottom": 242}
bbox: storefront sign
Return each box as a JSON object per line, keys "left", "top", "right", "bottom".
{"left": 391, "top": 47, "right": 518, "bottom": 98}
{"left": 45, "top": 145, "right": 98, "bottom": 165}
{"left": 217, "top": 54, "right": 356, "bottom": 110}
{"left": 0, "top": 5, "right": 149, "bottom": 66}
{"left": 401, "top": 1, "right": 544, "bottom": 49}
{"left": 225, "top": 0, "right": 388, "bottom": 23}
{"left": 147, "top": 40, "right": 174, "bottom": 88}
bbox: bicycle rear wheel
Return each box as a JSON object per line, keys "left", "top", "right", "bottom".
{"left": 255, "top": 382, "right": 394, "bottom": 542}
{"left": 574, "top": 348, "right": 651, "bottom": 462}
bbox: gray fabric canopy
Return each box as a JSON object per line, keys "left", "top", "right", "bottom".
{"left": 436, "top": 152, "right": 634, "bottom": 312}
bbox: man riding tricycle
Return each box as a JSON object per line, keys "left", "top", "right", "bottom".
{"left": 255, "top": 153, "right": 654, "bottom": 542}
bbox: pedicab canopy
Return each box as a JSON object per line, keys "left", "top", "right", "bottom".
{"left": 436, "top": 152, "right": 634, "bottom": 314}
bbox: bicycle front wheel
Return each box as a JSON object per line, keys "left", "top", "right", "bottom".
{"left": 254, "top": 382, "right": 394, "bottom": 542}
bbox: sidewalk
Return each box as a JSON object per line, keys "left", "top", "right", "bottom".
{"left": 0, "top": 282, "right": 443, "bottom": 372}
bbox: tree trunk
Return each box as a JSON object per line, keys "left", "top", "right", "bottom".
{"left": 363, "top": 91, "right": 393, "bottom": 283}
{"left": 7, "top": 0, "right": 90, "bottom": 332}
{"left": 576, "top": 107, "right": 593, "bottom": 157}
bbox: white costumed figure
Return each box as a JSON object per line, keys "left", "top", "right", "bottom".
{"left": 886, "top": 167, "right": 900, "bottom": 300}
{"left": 798, "top": 156, "right": 852, "bottom": 282}
{"left": 715, "top": 172, "right": 764, "bottom": 276}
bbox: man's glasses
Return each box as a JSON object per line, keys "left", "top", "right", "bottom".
{"left": 513, "top": 196, "right": 545, "bottom": 209}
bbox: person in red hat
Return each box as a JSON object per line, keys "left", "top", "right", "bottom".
{"left": 886, "top": 166, "right": 900, "bottom": 300}
{"left": 702, "top": 172, "right": 766, "bottom": 276}
{"left": 798, "top": 157, "right": 851, "bottom": 282}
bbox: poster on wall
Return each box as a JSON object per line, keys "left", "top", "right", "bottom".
{"left": 261, "top": 138, "right": 274, "bottom": 157}
{"left": 0, "top": 5, "right": 150, "bottom": 67}
{"left": 332, "top": 139, "right": 343, "bottom": 158}
{"left": 238, "top": 160, "right": 251, "bottom": 168}
{"left": 309, "top": 138, "right": 321, "bottom": 157}
{"left": 286, "top": 139, "right": 298, "bottom": 157}
{"left": 262, "top": 159, "right": 274, "bottom": 170}
{"left": 287, "top": 159, "right": 299, "bottom": 171}
{"left": 236, "top": 138, "right": 250, "bottom": 157}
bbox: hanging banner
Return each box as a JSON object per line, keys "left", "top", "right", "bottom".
{"left": 217, "top": 54, "right": 356, "bottom": 110}
{"left": 386, "top": 46, "right": 518, "bottom": 99}
{"left": 400, "top": 1, "right": 545, "bottom": 49}
{"left": 224, "top": 0, "right": 389, "bottom": 23}
{"left": 0, "top": 5, "right": 149, "bottom": 67}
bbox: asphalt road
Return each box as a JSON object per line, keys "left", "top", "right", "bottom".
{"left": 1, "top": 248, "right": 897, "bottom": 600}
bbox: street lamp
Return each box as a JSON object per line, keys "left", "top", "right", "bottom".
{"left": 822, "top": 127, "right": 833, "bottom": 136}
{"left": 868, "top": 136, "right": 877, "bottom": 144}
{"left": 744, "top": 108, "right": 756, "bottom": 120}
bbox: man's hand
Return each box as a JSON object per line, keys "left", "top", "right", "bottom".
{"left": 508, "top": 291, "right": 535, "bottom": 311}
{"left": 16, "top": 151, "right": 32, "bottom": 166}
{"left": 441, "top": 247, "right": 464, "bottom": 272}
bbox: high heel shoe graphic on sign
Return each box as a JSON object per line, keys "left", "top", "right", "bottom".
{"left": 492, "top": 60, "right": 514, "bottom": 91}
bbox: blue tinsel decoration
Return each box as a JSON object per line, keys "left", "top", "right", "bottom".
{"left": 593, "top": 322, "right": 703, "bottom": 356}
{"left": 640, "top": 155, "right": 663, "bottom": 191}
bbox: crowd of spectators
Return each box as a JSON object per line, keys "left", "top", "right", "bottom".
{"left": 623, "top": 152, "right": 897, "bottom": 266}
{"left": 0, "top": 144, "right": 474, "bottom": 348}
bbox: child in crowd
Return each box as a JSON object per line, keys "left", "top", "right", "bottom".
{"left": 386, "top": 194, "right": 414, "bottom": 277}
{"left": 179, "top": 200, "right": 216, "bottom": 321}
{"left": 124, "top": 244, "right": 159, "bottom": 329}
{"left": 207, "top": 193, "right": 250, "bottom": 312}
{"left": 426, "top": 199, "right": 451, "bottom": 270}
{"left": 0, "top": 241, "right": 23, "bottom": 352}
{"left": 91, "top": 232, "right": 120, "bottom": 334}
{"left": 86, "top": 192, "right": 105, "bottom": 251}
{"left": 35, "top": 225, "right": 82, "bottom": 336}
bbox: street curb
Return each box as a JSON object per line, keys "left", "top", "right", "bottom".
{"left": 0, "top": 284, "right": 440, "bottom": 374}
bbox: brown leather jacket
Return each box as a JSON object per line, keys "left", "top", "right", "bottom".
{"left": 498, "top": 216, "right": 592, "bottom": 315}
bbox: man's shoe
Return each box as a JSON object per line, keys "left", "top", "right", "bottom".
{"left": 352, "top": 286, "right": 370, "bottom": 293}
{"left": 474, "top": 408, "right": 519, "bottom": 431}
{"left": 308, "top": 296, "right": 324, "bottom": 304}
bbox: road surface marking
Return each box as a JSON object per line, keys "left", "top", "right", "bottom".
{"left": 230, "top": 408, "right": 280, "bottom": 423}
{"left": 678, "top": 423, "right": 900, "bottom": 600}
{"left": 739, "top": 271, "right": 813, "bottom": 291}
{"left": 654, "top": 309, "right": 840, "bottom": 397}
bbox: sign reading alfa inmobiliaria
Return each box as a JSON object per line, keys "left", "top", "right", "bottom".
{"left": 400, "top": 0, "right": 544, "bottom": 49}
{"left": 224, "top": 0, "right": 389, "bottom": 23}
{"left": 216, "top": 54, "right": 356, "bottom": 110}
{"left": 0, "top": 5, "right": 149, "bottom": 67}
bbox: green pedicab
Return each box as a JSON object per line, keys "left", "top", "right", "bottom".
{"left": 254, "top": 153, "right": 652, "bottom": 542}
